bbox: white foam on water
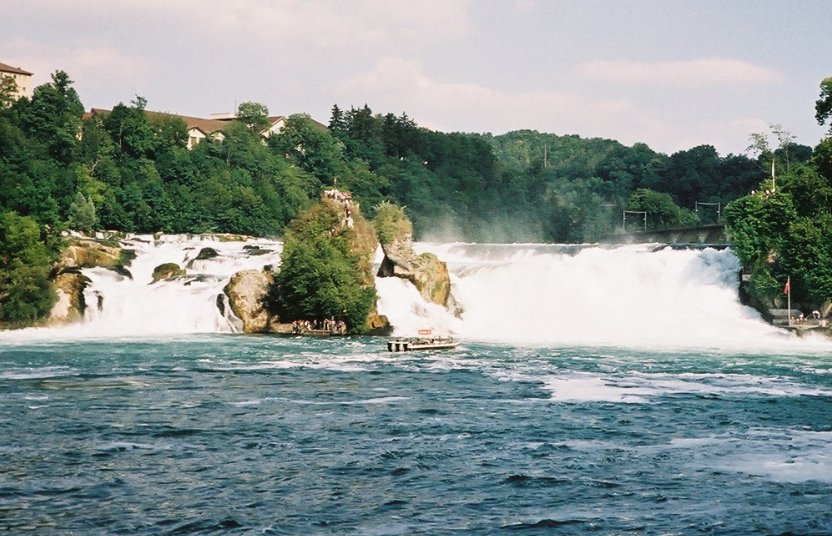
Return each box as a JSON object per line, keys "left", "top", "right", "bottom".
{"left": 379, "top": 243, "right": 832, "bottom": 352}
{"left": 536, "top": 371, "right": 832, "bottom": 403}
{"left": 0, "top": 235, "right": 282, "bottom": 340}
{"left": 542, "top": 374, "right": 652, "bottom": 403}
{"left": 714, "top": 430, "right": 832, "bottom": 483}
{"left": 3, "top": 237, "right": 832, "bottom": 353}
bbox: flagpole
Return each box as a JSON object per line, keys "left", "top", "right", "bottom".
{"left": 787, "top": 276, "right": 791, "bottom": 327}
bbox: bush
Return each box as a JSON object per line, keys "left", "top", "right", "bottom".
{"left": 0, "top": 211, "right": 57, "bottom": 325}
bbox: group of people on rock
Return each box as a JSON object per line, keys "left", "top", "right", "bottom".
{"left": 291, "top": 317, "right": 347, "bottom": 335}
{"left": 323, "top": 187, "right": 354, "bottom": 228}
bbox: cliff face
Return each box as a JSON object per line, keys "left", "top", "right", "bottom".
{"left": 48, "top": 270, "right": 91, "bottom": 326}
{"left": 223, "top": 269, "right": 281, "bottom": 333}
{"left": 47, "top": 237, "right": 133, "bottom": 325}
{"left": 377, "top": 244, "right": 451, "bottom": 307}
{"left": 374, "top": 203, "right": 453, "bottom": 309}
{"left": 323, "top": 190, "right": 392, "bottom": 335}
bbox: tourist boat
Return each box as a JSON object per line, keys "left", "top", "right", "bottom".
{"left": 387, "top": 329, "right": 459, "bottom": 352}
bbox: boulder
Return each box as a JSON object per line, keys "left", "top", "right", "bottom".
{"left": 374, "top": 204, "right": 453, "bottom": 308}
{"left": 194, "top": 247, "right": 219, "bottom": 261}
{"left": 56, "top": 238, "right": 125, "bottom": 272}
{"left": 365, "top": 309, "right": 392, "bottom": 335}
{"left": 186, "top": 247, "right": 220, "bottom": 268}
{"left": 223, "top": 269, "right": 281, "bottom": 333}
{"left": 47, "top": 271, "right": 91, "bottom": 325}
{"left": 152, "top": 263, "right": 185, "bottom": 283}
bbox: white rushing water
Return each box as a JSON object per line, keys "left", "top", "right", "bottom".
{"left": 1, "top": 237, "right": 828, "bottom": 351}
{"left": 2, "top": 235, "right": 283, "bottom": 340}
{"left": 378, "top": 242, "right": 826, "bottom": 351}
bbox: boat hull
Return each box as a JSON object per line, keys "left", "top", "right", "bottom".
{"left": 387, "top": 339, "right": 459, "bottom": 352}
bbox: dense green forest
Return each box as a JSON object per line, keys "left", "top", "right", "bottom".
{"left": 725, "top": 77, "right": 832, "bottom": 309}
{"left": 0, "top": 70, "right": 826, "bottom": 324}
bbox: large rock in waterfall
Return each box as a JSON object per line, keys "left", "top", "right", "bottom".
{"left": 55, "top": 237, "right": 132, "bottom": 277}
{"left": 47, "top": 270, "right": 91, "bottom": 325}
{"left": 223, "top": 269, "right": 281, "bottom": 333}
{"left": 151, "top": 262, "right": 185, "bottom": 283}
{"left": 46, "top": 236, "right": 134, "bottom": 326}
{"left": 373, "top": 203, "right": 454, "bottom": 309}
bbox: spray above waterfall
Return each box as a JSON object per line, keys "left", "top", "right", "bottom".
{"left": 1, "top": 236, "right": 825, "bottom": 351}
{"left": 377, "top": 243, "right": 813, "bottom": 351}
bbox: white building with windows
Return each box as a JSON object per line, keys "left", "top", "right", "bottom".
{"left": 0, "top": 62, "right": 33, "bottom": 100}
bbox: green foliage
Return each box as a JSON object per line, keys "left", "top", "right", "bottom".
{"left": 372, "top": 202, "right": 412, "bottom": 245}
{"left": 16, "top": 71, "right": 84, "bottom": 165}
{"left": 0, "top": 211, "right": 57, "bottom": 325}
{"left": 269, "top": 203, "right": 376, "bottom": 332}
{"left": 270, "top": 113, "right": 346, "bottom": 182}
{"left": 725, "top": 157, "right": 832, "bottom": 305}
{"left": 67, "top": 192, "right": 97, "bottom": 232}
{"left": 627, "top": 188, "right": 699, "bottom": 230}
{"left": 816, "top": 77, "right": 832, "bottom": 133}
{"left": 236, "top": 101, "right": 270, "bottom": 134}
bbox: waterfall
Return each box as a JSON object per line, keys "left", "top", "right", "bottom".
{"left": 375, "top": 243, "right": 810, "bottom": 350}
{"left": 2, "top": 237, "right": 823, "bottom": 350}
{"left": 7, "top": 235, "right": 283, "bottom": 339}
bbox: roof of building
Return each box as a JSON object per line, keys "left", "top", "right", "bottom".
{"left": 85, "top": 108, "right": 327, "bottom": 134}
{"left": 0, "top": 63, "right": 33, "bottom": 76}
{"left": 88, "top": 107, "right": 228, "bottom": 134}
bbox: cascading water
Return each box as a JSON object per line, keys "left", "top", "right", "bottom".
{"left": 9, "top": 235, "right": 283, "bottom": 339}
{"left": 376, "top": 243, "right": 812, "bottom": 350}
{"left": 2, "top": 237, "right": 823, "bottom": 350}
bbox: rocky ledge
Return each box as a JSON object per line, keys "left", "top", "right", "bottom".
{"left": 374, "top": 203, "right": 455, "bottom": 311}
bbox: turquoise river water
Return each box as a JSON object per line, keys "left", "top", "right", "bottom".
{"left": 2, "top": 239, "right": 832, "bottom": 534}
{"left": 2, "top": 335, "right": 832, "bottom": 534}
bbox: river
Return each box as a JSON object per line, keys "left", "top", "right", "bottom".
{"left": 1, "top": 238, "right": 831, "bottom": 534}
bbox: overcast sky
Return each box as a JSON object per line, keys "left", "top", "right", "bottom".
{"left": 3, "top": 0, "right": 830, "bottom": 155}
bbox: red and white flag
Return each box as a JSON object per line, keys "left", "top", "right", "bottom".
{"left": 783, "top": 277, "right": 791, "bottom": 295}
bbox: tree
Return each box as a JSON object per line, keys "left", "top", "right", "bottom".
{"left": 269, "top": 114, "right": 346, "bottom": 182}
{"left": 16, "top": 70, "right": 84, "bottom": 164}
{"left": 236, "top": 101, "right": 270, "bottom": 134}
{"left": 627, "top": 188, "right": 698, "bottom": 230}
{"left": 269, "top": 202, "right": 376, "bottom": 332}
{"left": 67, "top": 192, "right": 97, "bottom": 232}
{"left": 815, "top": 77, "right": 832, "bottom": 133}
{"left": 0, "top": 76, "right": 18, "bottom": 109}
{"left": 0, "top": 211, "right": 57, "bottom": 325}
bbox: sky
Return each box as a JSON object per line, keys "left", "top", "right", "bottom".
{"left": 2, "top": 0, "right": 830, "bottom": 156}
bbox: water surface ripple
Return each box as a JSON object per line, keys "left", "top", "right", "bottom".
{"left": 2, "top": 336, "right": 831, "bottom": 534}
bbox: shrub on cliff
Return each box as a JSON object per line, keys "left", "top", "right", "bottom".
{"left": 268, "top": 202, "right": 376, "bottom": 332}
{"left": 372, "top": 202, "right": 412, "bottom": 245}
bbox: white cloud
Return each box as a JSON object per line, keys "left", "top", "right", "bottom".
{"left": 20, "top": 0, "right": 472, "bottom": 49}
{"left": 576, "top": 58, "right": 783, "bottom": 87}
{"left": 3, "top": 38, "right": 155, "bottom": 104}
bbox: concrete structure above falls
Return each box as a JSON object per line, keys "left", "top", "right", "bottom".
{"left": 604, "top": 224, "right": 730, "bottom": 249}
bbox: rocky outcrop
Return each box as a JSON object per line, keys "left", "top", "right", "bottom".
{"left": 223, "top": 269, "right": 281, "bottom": 333}
{"left": 374, "top": 203, "right": 454, "bottom": 309}
{"left": 378, "top": 248, "right": 451, "bottom": 307}
{"left": 46, "top": 237, "right": 133, "bottom": 326}
{"left": 47, "top": 270, "right": 91, "bottom": 325}
{"left": 152, "top": 263, "right": 185, "bottom": 283}
{"left": 56, "top": 237, "right": 132, "bottom": 276}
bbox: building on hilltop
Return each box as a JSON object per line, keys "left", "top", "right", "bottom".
{"left": 0, "top": 62, "right": 33, "bottom": 101}
{"left": 86, "top": 108, "right": 321, "bottom": 149}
